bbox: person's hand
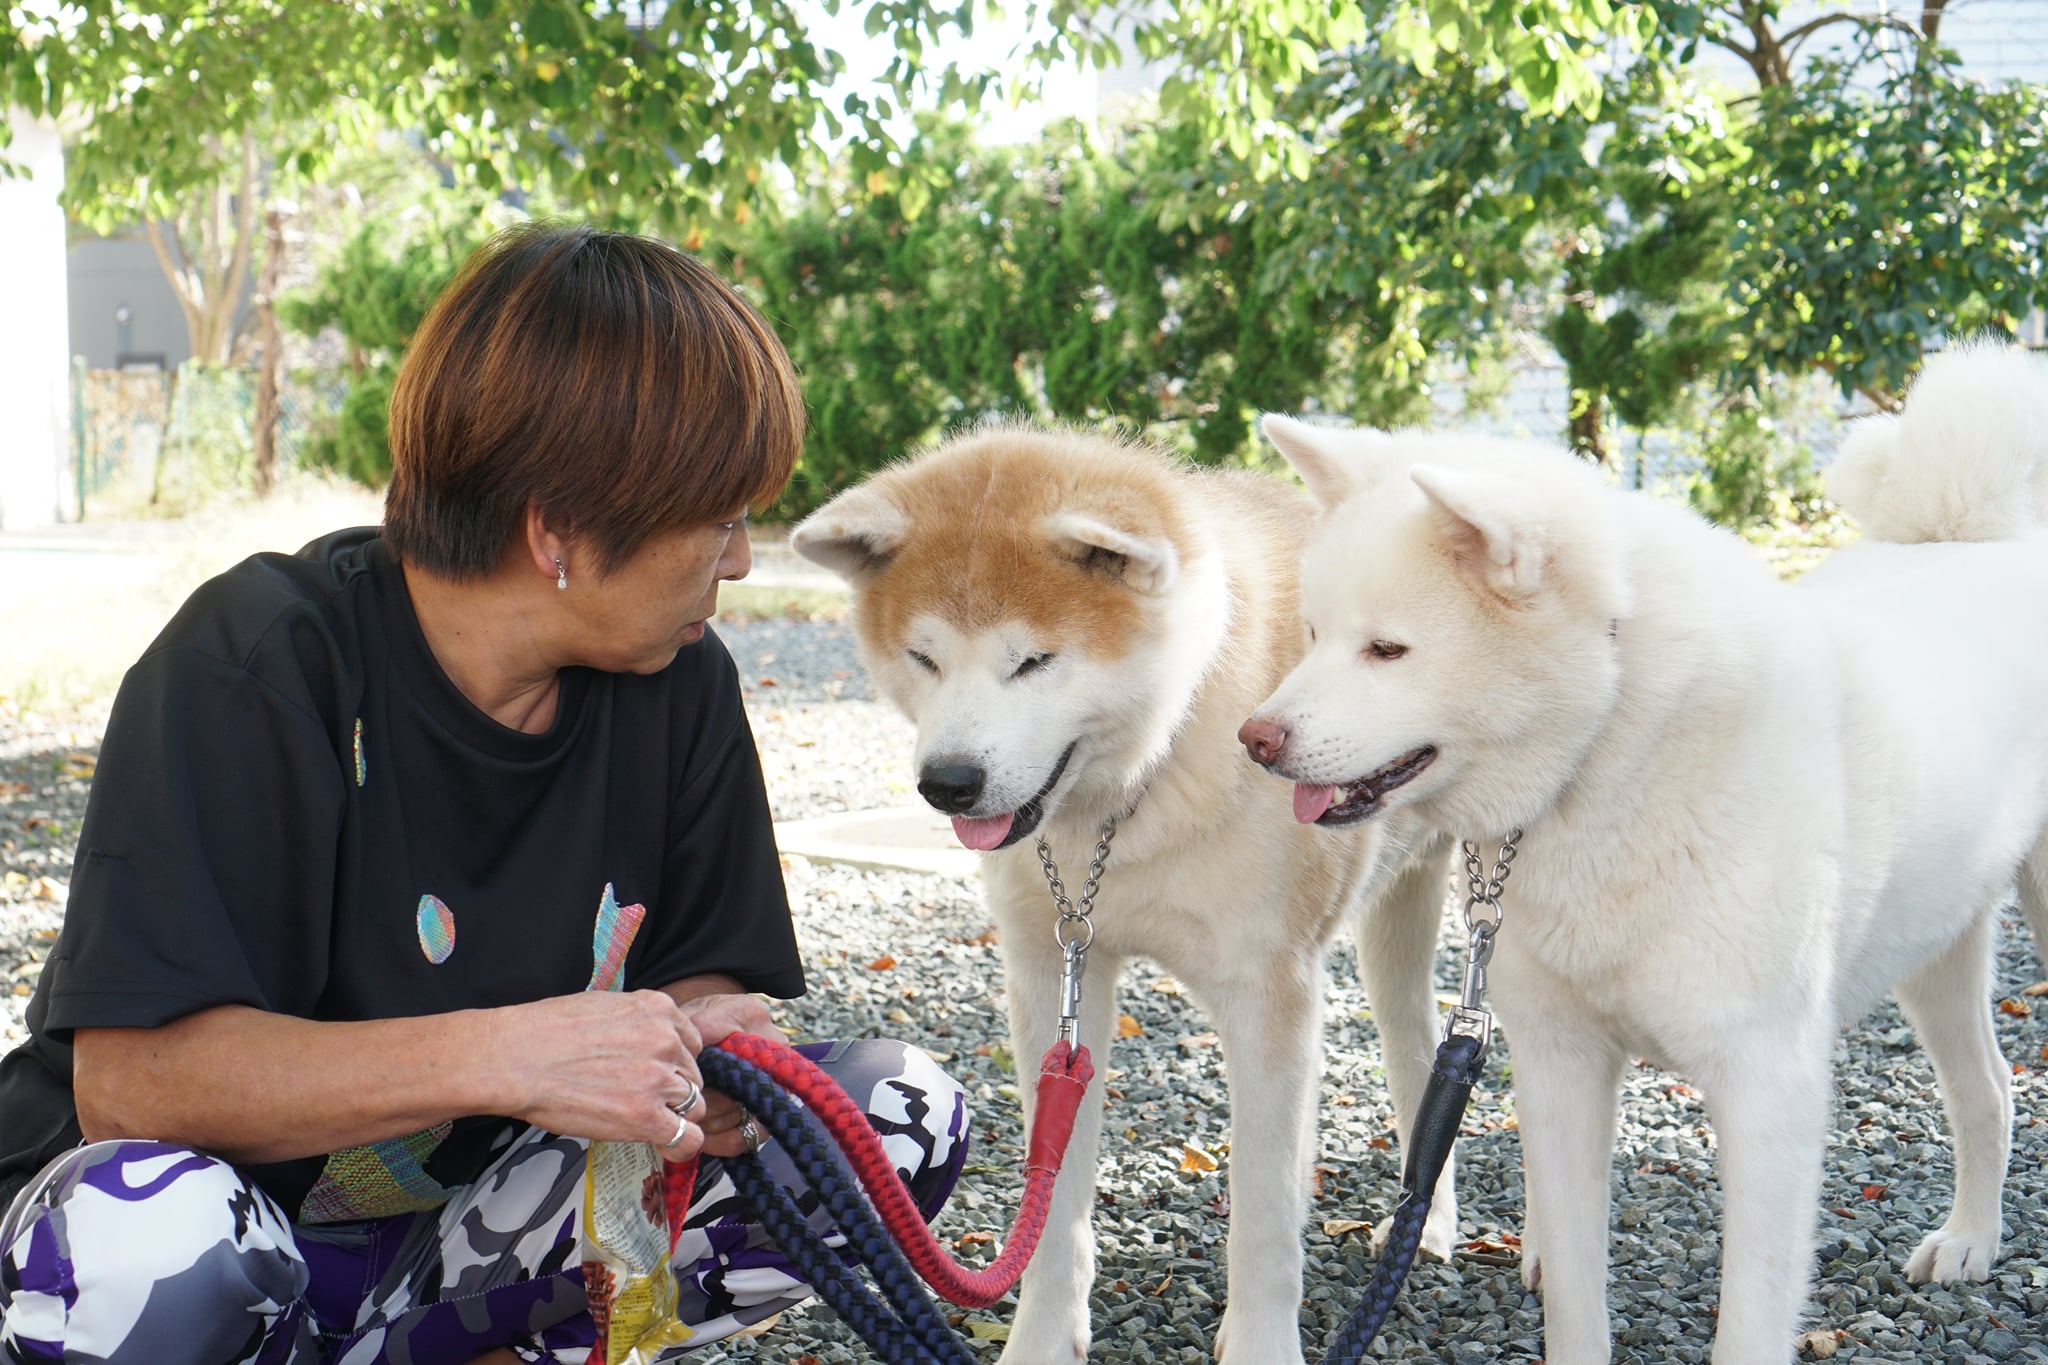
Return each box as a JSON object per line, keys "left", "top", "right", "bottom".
{"left": 489, "top": 990, "right": 711, "bottom": 1161}
{"left": 677, "top": 992, "right": 786, "bottom": 1159}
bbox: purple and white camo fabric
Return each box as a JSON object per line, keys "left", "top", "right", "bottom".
{"left": 0, "top": 1040, "right": 968, "bottom": 1365}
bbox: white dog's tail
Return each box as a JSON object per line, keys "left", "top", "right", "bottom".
{"left": 1828, "top": 340, "right": 2048, "bottom": 544}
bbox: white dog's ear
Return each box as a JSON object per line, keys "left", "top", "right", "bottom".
{"left": 1044, "top": 511, "right": 1179, "bottom": 595}
{"left": 790, "top": 485, "right": 907, "bottom": 585}
{"left": 1262, "top": 413, "right": 1363, "bottom": 510}
{"left": 1412, "top": 464, "right": 1549, "bottom": 601}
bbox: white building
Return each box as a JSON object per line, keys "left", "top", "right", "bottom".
{"left": 0, "top": 111, "right": 72, "bottom": 530}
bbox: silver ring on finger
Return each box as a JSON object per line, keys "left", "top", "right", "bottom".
{"left": 663, "top": 1109, "right": 691, "bottom": 1149}
{"left": 738, "top": 1113, "right": 764, "bottom": 1155}
{"left": 668, "top": 1074, "right": 703, "bottom": 1117}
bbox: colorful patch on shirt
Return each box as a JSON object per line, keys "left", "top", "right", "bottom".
{"left": 352, "top": 717, "right": 366, "bottom": 787}
{"left": 417, "top": 893, "right": 456, "bottom": 964}
{"left": 587, "top": 882, "right": 647, "bottom": 993}
{"left": 298, "top": 1121, "right": 457, "bottom": 1224}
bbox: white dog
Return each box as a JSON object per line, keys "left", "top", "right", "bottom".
{"left": 1240, "top": 343, "right": 2048, "bottom": 1364}
{"left": 792, "top": 424, "right": 1456, "bottom": 1364}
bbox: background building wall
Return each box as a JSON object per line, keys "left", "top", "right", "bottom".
{"left": 0, "top": 111, "right": 73, "bottom": 529}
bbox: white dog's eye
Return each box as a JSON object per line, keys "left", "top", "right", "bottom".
{"left": 1307, "top": 625, "right": 1318, "bottom": 644}
{"left": 1011, "top": 652, "right": 1055, "bottom": 679}
{"left": 1366, "top": 640, "right": 1409, "bottom": 661}
{"left": 907, "top": 649, "right": 940, "bottom": 675}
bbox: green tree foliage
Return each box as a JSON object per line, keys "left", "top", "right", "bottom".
{"left": 1728, "top": 51, "right": 2048, "bottom": 408}
{"left": 278, "top": 216, "right": 487, "bottom": 485}
{"left": 6, "top": 0, "right": 984, "bottom": 232}
{"left": 4, "top": 0, "right": 984, "bottom": 370}
{"left": 730, "top": 117, "right": 1345, "bottom": 515}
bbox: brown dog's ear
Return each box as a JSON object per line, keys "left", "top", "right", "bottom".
{"left": 1043, "top": 511, "right": 1179, "bottom": 596}
{"left": 791, "top": 484, "right": 907, "bottom": 585}
{"left": 1412, "top": 464, "right": 1550, "bottom": 602}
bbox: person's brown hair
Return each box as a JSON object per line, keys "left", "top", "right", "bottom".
{"left": 384, "top": 222, "right": 804, "bottom": 579}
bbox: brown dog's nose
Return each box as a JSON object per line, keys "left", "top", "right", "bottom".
{"left": 1238, "top": 715, "right": 1289, "bottom": 767}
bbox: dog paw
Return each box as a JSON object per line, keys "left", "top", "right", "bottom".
{"left": 1420, "top": 1197, "right": 1460, "bottom": 1262}
{"left": 1214, "top": 1305, "right": 1307, "bottom": 1365}
{"left": 1904, "top": 1223, "right": 2000, "bottom": 1283}
{"left": 1368, "top": 1199, "right": 1460, "bottom": 1264}
{"left": 995, "top": 1312, "right": 1088, "bottom": 1364}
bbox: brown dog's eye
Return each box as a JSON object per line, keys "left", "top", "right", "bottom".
{"left": 1366, "top": 640, "right": 1408, "bottom": 661}
{"left": 907, "top": 649, "right": 940, "bottom": 675}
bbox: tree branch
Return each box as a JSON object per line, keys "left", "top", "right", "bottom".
{"left": 1781, "top": 11, "right": 1921, "bottom": 63}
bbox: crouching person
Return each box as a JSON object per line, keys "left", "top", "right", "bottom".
{"left": 0, "top": 224, "right": 968, "bottom": 1364}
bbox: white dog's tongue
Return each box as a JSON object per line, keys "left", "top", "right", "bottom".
{"left": 951, "top": 813, "right": 1016, "bottom": 851}
{"left": 1292, "top": 783, "right": 1337, "bottom": 824}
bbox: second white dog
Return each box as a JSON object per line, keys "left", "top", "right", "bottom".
{"left": 1242, "top": 343, "right": 2048, "bottom": 1364}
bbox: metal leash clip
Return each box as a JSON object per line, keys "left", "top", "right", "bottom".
{"left": 1446, "top": 829, "right": 1520, "bottom": 1051}
{"left": 1040, "top": 817, "right": 1118, "bottom": 1046}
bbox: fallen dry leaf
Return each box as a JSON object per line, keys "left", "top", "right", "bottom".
{"left": 1465, "top": 1236, "right": 1523, "bottom": 1257}
{"left": 1116, "top": 1014, "right": 1144, "bottom": 1038}
{"left": 1149, "top": 976, "right": 1184, "bottom": 996}
{"left": 1178, "top": 1031, "right": 1219, "bottom": 1050}
{"left": 964, "top": 1322, "right": 1012, "bottom": 1341}
{"left": 1796, "top": 1328, "right": 1842, "bottom": 1359}
{"left": 1179, "top": 1145, "right": 1220, "bottom": 1174}
{"left": 1323, "top": 1219, "right": 1372, "bottom": 1238}
{"left": 866, "top": 955, "right": 897, "bottom": 971}
{"left": 1861, "top": 1184, "right": 1888, "bottom": 1201}
{"left": 2020, "top": 980, "right": 2048, "bottom": 997}
{"left": 1998, "top": 998, "right": 2032, "bottom": 1018}
{"left": 1368, "top": 1136, "right": 1391, "bottom": 1151}
{"left": 756, "top": 676, "right": 780, "bottom": 688}
{"left": 954, "top": 1231, "right": 996, "bottom": 1246}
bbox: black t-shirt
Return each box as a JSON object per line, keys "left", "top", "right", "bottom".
{"left": 0, "top": 529, "right": 804, "bottom": 1218}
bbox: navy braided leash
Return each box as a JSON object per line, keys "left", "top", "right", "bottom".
{"left": 700, "top": 1047, "right": 979, "bottom": 1365}
{"left": 1318, "top": 1029, "right": 1487, "bottom": 1363}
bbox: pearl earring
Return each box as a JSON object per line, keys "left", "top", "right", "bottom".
{"left": 555, "top": 557, "right": 567, "bottom": 591}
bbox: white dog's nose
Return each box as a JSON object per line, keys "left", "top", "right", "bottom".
{"left": 1238, "top": 716, "right": 1289, "bottom": 767}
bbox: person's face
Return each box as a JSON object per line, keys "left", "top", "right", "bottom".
{"left": 569, "top": 514, "right": 752, "bottom": 674}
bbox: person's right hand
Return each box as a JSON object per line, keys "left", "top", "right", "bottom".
{"left": 486, "top": 990, "right": 710, "bottom": 1159}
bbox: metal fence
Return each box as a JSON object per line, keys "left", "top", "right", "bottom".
{"left": 69, "top": 360, "right": 351, "bottom": 519}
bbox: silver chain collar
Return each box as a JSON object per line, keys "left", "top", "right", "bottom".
{"left": 1037, "top": 816, "right": 1120, "bottom": 1046}
{"left": 1450, "top": 829, "right": 1521, "bottom": 1048}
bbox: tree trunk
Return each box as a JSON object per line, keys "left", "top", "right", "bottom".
{"left": 141, "top": 130, "right": 265, "bottom": 366}
{"left": 1568, "top": 388, "right": 1610, "bottom": 467}
{"left": 251, "top": 204, "right": 288, "bottom": 498}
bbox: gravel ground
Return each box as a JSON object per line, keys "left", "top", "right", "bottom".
{"left": 4, "top": 615, "right": 2046, "bottom": 1363}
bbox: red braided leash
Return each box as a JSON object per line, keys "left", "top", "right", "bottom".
{"left": 712, "top": 1031, "right": 1094, "bottom": 1308}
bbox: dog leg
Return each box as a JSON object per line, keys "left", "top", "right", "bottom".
{"left": 2021, "top": 846, "right": 2048, "bottom": 977}
{"left": 1701, "top": 1031, "right": 1831, "bottom": 1365}
{"left": 1897, "top": 907, "right": 2011, "bottom": 1283}
{"left": 1352, "top": 841, "right": 1460, "bottom": 1261}
{"left": 1506, "top": 1018, "right": 1624, "bottom": 1365}
{"left": 998, "top": 928, "right": 1125, "bottom": 1365}
{"left": 1207, "top": 950, "right": 1325, "bottom": 1365}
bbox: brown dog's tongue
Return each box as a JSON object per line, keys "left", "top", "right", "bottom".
{"left": 1292, "top": 783, "right": 1337, "bottom": 823}
{"left": 952, "top": 812, "right": 1016, "bottom": 851}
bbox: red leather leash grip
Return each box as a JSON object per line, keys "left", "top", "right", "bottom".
{"left": 661, "top": 1155, "right": 698, "bottom": 1256}
{"left": 715, "top": 1032, "right": 1094, "bottom": 1308}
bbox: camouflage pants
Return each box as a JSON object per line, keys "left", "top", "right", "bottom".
{"left": 0, "top": 1040, "right": 968, "bottom": 1364}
